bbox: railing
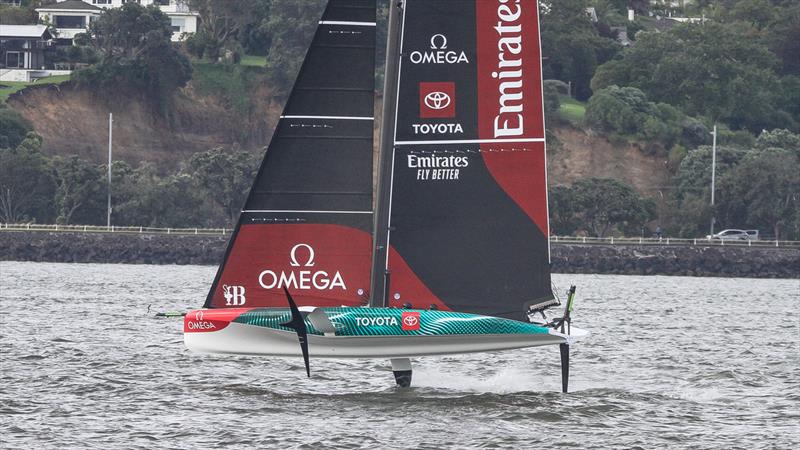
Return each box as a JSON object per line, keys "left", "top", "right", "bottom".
{"left": 0, "top": 223, "right": 229, "bottom": 236}
{"left": 1, "top": 223, "right": 798, "bottom": 248}
{"left": 549, "top": 235, "right": 799, "bottom": 248}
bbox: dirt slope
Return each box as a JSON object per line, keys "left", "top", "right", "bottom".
{"left": 548, "top": 126, "right": 672, "bottom": 199}
{"left": 7, "top": 81, "right": 282, "bottom": 169}
{"left": 8, "top": 84, "right": 672, "bottom": 201}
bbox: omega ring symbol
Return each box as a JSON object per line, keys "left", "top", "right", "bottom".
{"left": 403, "top": 315, "right": 419, "bottom": 327}
{"left": 424, "top": 91, "right": 451, "bottom": 110}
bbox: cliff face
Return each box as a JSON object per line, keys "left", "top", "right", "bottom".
{"left": 547, "top": 127, "right": 671, "bottom": 195}
{"left": 7, "top": 80, "right": 283, "bottom": 169}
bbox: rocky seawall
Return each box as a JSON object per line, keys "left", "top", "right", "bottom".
{"left": 1, "top": 231, "right": 797, "bottom": 278}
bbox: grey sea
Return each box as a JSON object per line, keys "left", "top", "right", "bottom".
{"left": 1, "top": 261, "right": 798, "bottom": 449}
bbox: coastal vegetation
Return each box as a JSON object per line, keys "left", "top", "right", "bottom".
{"left": 1, "top": 0, "right": 798, "bottom": 239}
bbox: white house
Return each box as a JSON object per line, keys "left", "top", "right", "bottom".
{"left": 0, "top": 25, "right": 72, "bottom": 81}
{"left": 36, "top": 0, "right": 198, "bottom": 43}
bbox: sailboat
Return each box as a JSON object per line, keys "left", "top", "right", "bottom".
{"left": 183, "top": 0, "right": 588, "bottom": 390}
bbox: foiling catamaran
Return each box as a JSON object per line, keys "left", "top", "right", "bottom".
{"left": 184, "top": 0, "right": 588, "bottom": 390}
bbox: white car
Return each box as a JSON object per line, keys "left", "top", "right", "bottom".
{"left": 706, "top": 229, "right": 759, "bottom": 241}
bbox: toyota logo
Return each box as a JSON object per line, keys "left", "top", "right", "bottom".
{"left": 424, "top": 91, "right": 451, "bottom": 110}
{"left": 403, "top": 314, "right": 419, "bottom": 327}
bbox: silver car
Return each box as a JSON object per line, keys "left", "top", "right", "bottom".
{"left": 706, "top": 229, "right": 759, "bottom": 240}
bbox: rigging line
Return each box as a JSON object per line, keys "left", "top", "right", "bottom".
{"left": 318, "top": 21, "right": 377, "bottom": 26}
{"left": 280, "top": 115, "right": 374, "bottom": 121}
{"left": 395, "top": 138, "right": 546, "bottom": 145}
{"left": 243, "top": 210, "right": 372, "bottom": 214}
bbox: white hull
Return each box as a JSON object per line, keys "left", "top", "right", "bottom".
{"left": 185, "top": 321, "right": 587, "bottom": 358}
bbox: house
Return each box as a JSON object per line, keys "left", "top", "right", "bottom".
{"left": 0, "top": 24, "right": 71, "bottom": 81}
{"left": 35, "top": 0, "right": 198, "bottom": 44}
{"left": 34, "top": 0, "right": 101, "bottom": 45}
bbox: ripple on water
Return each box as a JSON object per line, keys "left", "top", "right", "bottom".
{"left": 0, "top": 262, "right": 798, "bottom": 448}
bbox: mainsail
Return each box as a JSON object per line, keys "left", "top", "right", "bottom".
{"left": 372, "top": 0, "right": 554, "bottom": 318}
{"left": 205, "top": 0, "right": 376, "bottom": 309}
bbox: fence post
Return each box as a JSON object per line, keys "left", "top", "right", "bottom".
{"left": 195, "top": 228, "right": 198, "bottom": 235}
{"left": 222, "top": 228, "right": 225, "bottom": 235}
{"left": 666, "top": 238, "right": 670, "bottom": 245}
{"left": 582, "top": 237, "right": 586, "bottom": 243}
{"left": 168, "top": 228, "right": 171, "bottom": 234}
{"left": 140, "top": 226, "right": 143, "bottom": 233}
{"left": 776, "top": 240, "right": 779, "bottom": 247}
{"left": 693, "top": 238, "right": 697, "bottom": 245}
{"left": 610, "top": 236, "right": 614, "bottom": 244}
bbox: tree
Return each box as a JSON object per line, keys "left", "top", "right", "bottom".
{"left": 108, "top": 162, "right": 220, "bottom": 228}
{"left": 548, "top": 184, "right": 580, "bottom": 235}
{"left": 0, "top": 133, "right": 57, "bottom": 224}
{"left": 549, "top": 178, "right": 655, "bottom": 237}
{"left": 187, "top": 0, "right": 266, "bottom": 59}
{"left": 0, "top": 108, "right": 33, "bottom": 150}
{"left": 540, "top": 0, "right": 620, "bottom": 100}
{"left": 591, "top": 21, "right": 791, "bottom": 132}
{"left": 189, "top": 147, "right": 259, "bottom": 222}
{"left": 584, "top": 85, "right": 683, "bottom": 147}
{"left": 53, "top": 156, "right": 106, "bottom": 225}
{"left": 715, "top": 149, "right": 799, "bottom": 240}
{"left": 261, "top": 0, "right": 326, "bottom": 91}
{"left": 77, "top": 3, "right": 192, "bottom": 103}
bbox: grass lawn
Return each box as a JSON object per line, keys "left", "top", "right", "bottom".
{"left": 239, "top": 54, "right": 266, "bottom": 67}
{"left": 192, "top": 61, "right": 264, "bottom": 113}
{"left": 0, "top": 74, "right": 71, "bottom": 103}
{"left": 558, "top": 95, "right": 586, "bottom": 125}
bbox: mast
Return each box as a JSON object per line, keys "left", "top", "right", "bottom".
{"left": 370, "top": 0, "right": 403, "bottom": 308}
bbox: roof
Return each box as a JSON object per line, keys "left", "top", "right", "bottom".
{"left": 0, "top": 24, "right": 51, "bottom": 39}
{"left": 36, "top": 0, "right": 101, "bottom": 11}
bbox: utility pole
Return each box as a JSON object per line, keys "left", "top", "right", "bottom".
{"left": 710, "top": 123, "right": 717, "bottom": 236}
{"left": 107, "top": 112, "right": 113, "bottom": 229}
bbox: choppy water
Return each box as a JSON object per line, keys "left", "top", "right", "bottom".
{"left": 0, "top": 261, "right": 798, "bottom": 449}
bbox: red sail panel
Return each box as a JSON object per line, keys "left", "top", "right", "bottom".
{"left": 207, "top": 224, "right": 372, "bottom": 308}
{"left": 476, "top": 0, "right": 548, "bottom": 233}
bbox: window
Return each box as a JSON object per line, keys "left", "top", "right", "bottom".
{"left": 5, "top": 51, "right": 22, "bottom": 69}
{"left": 170, "top": 17, "right": 185, "bottom": 33}
{"left": 54, "top": 15, "right": 86, "bottom": 29}
{"left": 93, "top": 0, "right": 111, "bottom": 5}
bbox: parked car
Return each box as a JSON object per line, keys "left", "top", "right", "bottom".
{"left": 706, "top": 229, "right": 759, "bottom": 240}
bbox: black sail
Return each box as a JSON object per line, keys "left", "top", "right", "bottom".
{"left": 205, "top": 0, "right": 376, "bottom": 309}
{"left": 375, "top": 0, "right": 554, "bottom": 319}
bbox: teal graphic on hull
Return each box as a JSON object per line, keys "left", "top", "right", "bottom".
{"left": 233, "top": 308, "right": 549, "bottom": 337}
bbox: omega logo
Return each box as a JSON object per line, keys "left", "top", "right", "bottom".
{"left": 289, "top": 243, "right": 315, "bottom": 267}
{"left": 430, "top": 34, "right": 447, "bottom": 49}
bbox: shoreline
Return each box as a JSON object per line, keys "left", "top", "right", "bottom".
{"left": 1, "top": 231, "right": 797, "bottom": 278}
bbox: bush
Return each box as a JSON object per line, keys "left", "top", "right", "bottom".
{"left": 585, "top": 85, "right": 683, "bottom": 147}
{"left": 0, "top": 108, "right": 33, "bottom": 149}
